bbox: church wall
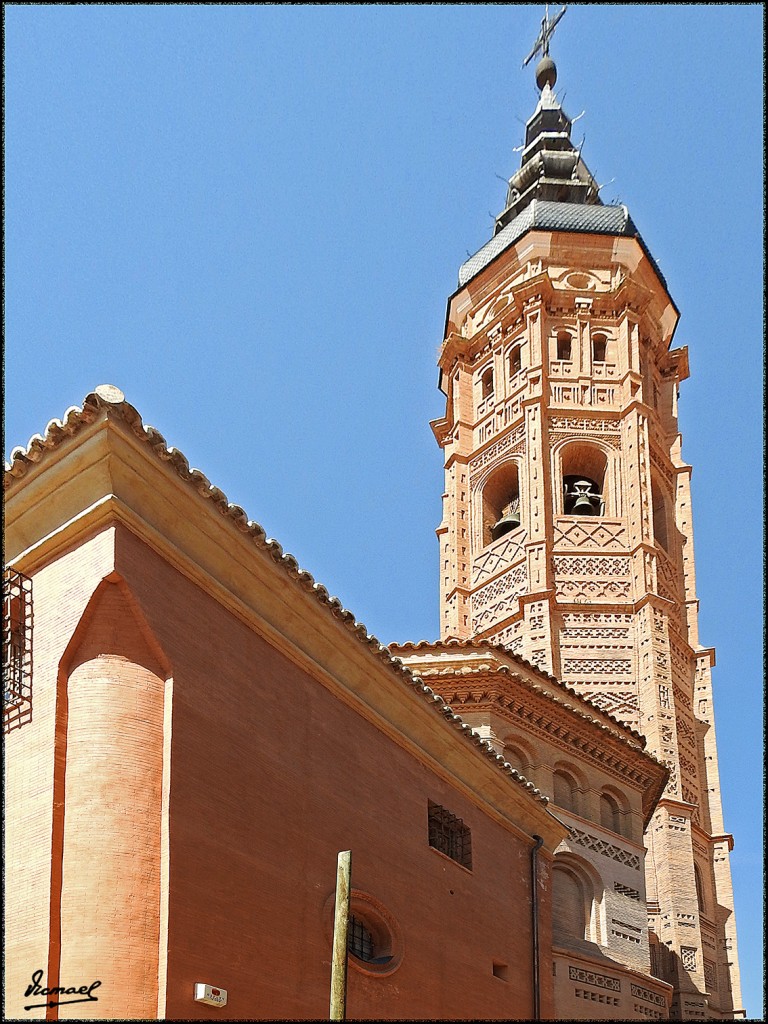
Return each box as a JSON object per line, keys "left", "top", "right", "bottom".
{"left": 112, "top": 526, "right": 553, "bottom": 1021}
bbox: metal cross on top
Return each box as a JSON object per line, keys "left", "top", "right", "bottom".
{"left": 522, "top": 3, "right": 567, "bottom": 67}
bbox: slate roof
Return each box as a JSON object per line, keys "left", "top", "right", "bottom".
{"left": 457, "top": 198, "right": 670, "bottom": 295}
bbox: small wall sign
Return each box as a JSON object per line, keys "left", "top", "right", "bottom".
{"left": 194, "top": 983, "right": 227, "bottom": 1007}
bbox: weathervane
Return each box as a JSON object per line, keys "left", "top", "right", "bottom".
{"left": 522, "top": 3, "right": 567, "bottom": 68}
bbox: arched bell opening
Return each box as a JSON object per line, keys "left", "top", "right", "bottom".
{"left": 560, "top": 443, "right": 608, "bottom": 516}
{"left": 481, "top": 462, "right": 522, "bottom": 547}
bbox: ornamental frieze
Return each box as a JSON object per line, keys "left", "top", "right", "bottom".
{"left": 469, "top": 422, "right": 526, "bottom": 474}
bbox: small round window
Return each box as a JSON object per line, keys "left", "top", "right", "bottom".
{"left": 325, "top": 890, "right": 403, "bottom": 976}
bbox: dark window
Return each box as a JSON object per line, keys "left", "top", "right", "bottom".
{"left": 428, "top": 800, "right": 472, "bottom": 869}
{"left": 592, "top": 333, "right": 607, "bottom": 361}
{"left": 481, "top": 366, "right": 494, "bottom": 399}
{"left": 348, "top": 915, "right": 375, "bottom": 962}
{"left": 557, "top": 332, "right": 572, "bottom": 361}
{"left": 509, "top": 346, "right": 522, "bottom": 376}
{"left": 4, "top": 568, "right": 33, "bottom": 733}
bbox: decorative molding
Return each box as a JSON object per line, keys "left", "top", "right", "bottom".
{"left": 469, "top": 423, "right": 526, "bottom": 475}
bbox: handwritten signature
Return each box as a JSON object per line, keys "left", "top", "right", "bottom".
{"left": 25, "top": 969, "right": 101, "bottom": 1011}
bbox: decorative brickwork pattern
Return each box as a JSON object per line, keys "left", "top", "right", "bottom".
{"left": 563, "top": 658, "right": 632, "bottom": 675}
{"left": 472, "top": 531, "right": 527, "bottom": 585}
{"left": 612, "top": 918, "right": 643, "bottom": 943}
{"left": 554, "top": 555, "right": 630, "bottom": 577}
{"left": 568, "top": 966, "right": 621, "bottom": 992}
{"left": 472, "top": 564, "right": 528, "bottom": 628}
{"left": 553, "top": 517, "right": 628, "bottom": 549}
{"left": 631, "top": 984, "right": 667, "bottom": 1007}
{"left": 615, "top": 882, "right": 641, "bottom": 901}
{"left": 681, "top": 947, "right": 698, "bottom": 972}
{"left": 567, "top": 827, "right": 641, "bottom": 869}
{"left": 469, "top": 426, "right": 526, "bottom": 475}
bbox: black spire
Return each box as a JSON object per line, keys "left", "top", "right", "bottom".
{"left": 495, "top": 7, "right": 600, "bottom": 234}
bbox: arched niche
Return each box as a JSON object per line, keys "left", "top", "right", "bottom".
{"left": 598, "top": 784, "right": 633, "bottom": 841}
{"left": 599, "top": 792, "right": 624, "bottom": 839}
{"left": 651, "top": 476, "right": 671, "bottom": 552}
{"left": 551, "top": 763, "right": 587, "bottom": 817}
{"left": 500, "top": 733, "right": 537, "bottom": 782}
{"left": 479, "top": 461, "right": 523, "bottom": 548}
{"left": 694, "top": 863, "right": 707, "bottom": 917}
{"left": 552, "top": 852, "right": 604, "bottom": 946}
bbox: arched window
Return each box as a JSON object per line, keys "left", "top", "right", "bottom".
{"left": 557, "top": 331, "right": 572, "bottom": 361}
{"left": 560, "top": 443, "right": 609, "bottom": 516}
{"left": 592, "top": 332, "right": 608, "bottom": 362}
{"left": 652, "top": 478, "right": 669, "bottom": 551}
{"left": 481, "top": 462, "right": 522, "bottom": 546}
{"left": 553, "top": 769, "right": 579, "bottom": 814}
{"left": 508, "top": 345, "right": 522, "bottom": 377}
{"left": 694, "top": 864, "right": 706, "bottom": 915}
{"left": 481, "top": 365, "right": 494, "bottom": 399}
{"left": 600, "top": 792, "right": 622, "bottom": 835}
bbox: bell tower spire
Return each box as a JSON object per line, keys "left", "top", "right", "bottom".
{"left": 431, "top": 9, "right": 743, "bottom": 1019}
{"left": 497, "top": 4, "right": 600, "bottom": 233}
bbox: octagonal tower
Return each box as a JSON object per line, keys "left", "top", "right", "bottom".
{"left": 431, "top": 44, "right": 743, "bottom": 1021}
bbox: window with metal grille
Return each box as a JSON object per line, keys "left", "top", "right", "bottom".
{"left": 3, "top": 568, "right": 33, "bottom": 733}
{"left": 348, "top": 915, "right": 374, "bottom": 962}
{"left": 428, "top": 800, "right": 472, "bottom": 869}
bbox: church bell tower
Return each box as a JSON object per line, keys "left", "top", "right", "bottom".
{"left": 431, "top": 12, "right": 743, "bottom": 1019}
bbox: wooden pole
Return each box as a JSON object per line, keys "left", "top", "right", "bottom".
{"left": 329, "top": 850, "right": 352, "bottom": 1021}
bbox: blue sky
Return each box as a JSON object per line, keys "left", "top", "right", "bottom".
{"left": 5, "top": 4, "right": 764, "bottom": 1016}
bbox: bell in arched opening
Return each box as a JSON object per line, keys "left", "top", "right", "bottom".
{"left": 491, "top": 496, "right": 522, "bottom": 540}
{"left": 563, "top": 476, "right": 603, "bottom": 516}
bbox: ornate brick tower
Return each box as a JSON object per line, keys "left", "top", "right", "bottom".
{"left": 430, "top": 19, "right": 743, "bottom": 1021}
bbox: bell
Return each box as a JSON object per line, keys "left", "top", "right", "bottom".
{"left": 570, "top": 492, "right": 598, "bottom": 515}
{"left": 565, "top": 478, "right": 601, "bottom": 516}
{"left": 491, "top": 500, "right": 521, "bottom": 540}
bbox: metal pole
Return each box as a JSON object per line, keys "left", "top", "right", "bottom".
{"left": 329, "top": 850, "right": 352, "bottom": 1021}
